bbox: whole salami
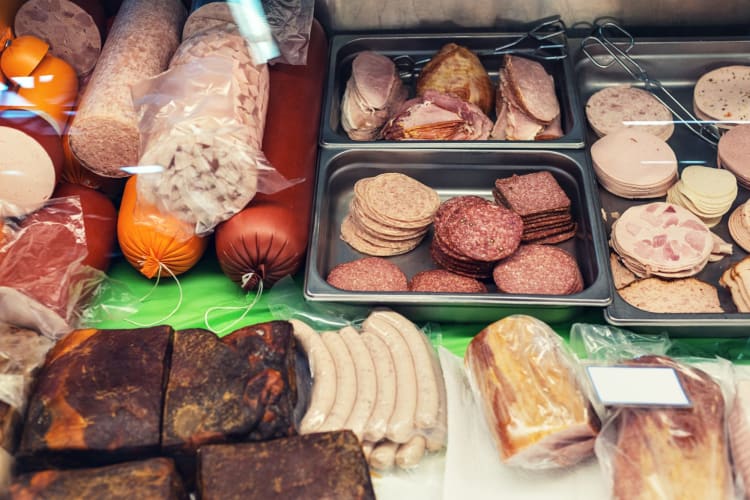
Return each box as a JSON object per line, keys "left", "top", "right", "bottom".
{"left": 68, "top": 0, "right": 186, "bottom": 178}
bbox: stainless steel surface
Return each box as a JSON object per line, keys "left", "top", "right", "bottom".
{"left": 321, "top": 32, "right": 585, "bottom": 149}
{"left": 572, "top": 37, "right": 750, "bottom": 336}
{"left": 304, "top": 148, "right": 611, "bottom": 324}
{"left": 581, "top": 22, "right": 721, "bottom": 146}
{"left": 314, "top": 0, "right": 750, "bottom": 32}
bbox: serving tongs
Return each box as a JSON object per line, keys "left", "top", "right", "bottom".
{"left": 394, "top": 15, "right": 568, "bottom": 81}
{"left": 581, "top": 20, "right": 722, "bottom": 147}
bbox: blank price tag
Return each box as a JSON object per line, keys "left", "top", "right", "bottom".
{"left": 586, "top": 365, "right": 692, "bottom": 408}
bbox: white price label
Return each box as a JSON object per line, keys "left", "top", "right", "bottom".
{"left": 586, "top": 365, "right": 692, "bottom": 407}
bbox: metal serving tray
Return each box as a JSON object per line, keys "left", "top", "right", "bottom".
{"left": 320, "top": 32, "right": 586, "bottom": 150}
{"left": 304, "top": 148, "right": 610, "bottom": 324}
{"left": 573, "top": 37, "right": 750, "bottom": 336}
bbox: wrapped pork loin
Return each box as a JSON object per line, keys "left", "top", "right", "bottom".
{"left": 341, "top": 51, "right": 407, "bottom": 141}
{"left": 464, "top": 315, "right": 600, "bottom": 469}
{"left": 597, "top": 355, "right": 734, "bottom": 500}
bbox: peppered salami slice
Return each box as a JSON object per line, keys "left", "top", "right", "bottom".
{"left": 442, "top": 202, "right": 523, "bottom": 262}
{"left": 326, "top": 257, "right": 408, "bottom": 292}
{"left": 433, "top": 195, "right": 487, "bottom": 229}
{"left": 409, "top": 269, "right": 487, "bottom": 293}
{"left": 492, "top": 244, "right": 583, "bottom": 295}
{"left": 14, "top": 0, "right": 105, "bottom": 77}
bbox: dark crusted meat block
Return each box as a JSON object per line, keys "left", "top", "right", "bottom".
{"left": 162, "top": 321, "right": 297, "bottom": 453}
{"left": 197, "top": 431, "right": 374, "bottom": 500}
{"left": 9, "top": 457, "right": 187, "bottom": 499}
{"left": 18, "top": 326, "right": 172, "bottom": 469}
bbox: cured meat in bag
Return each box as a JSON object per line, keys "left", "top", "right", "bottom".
{"left": 134, "top": 25, "right": 292, "bottom": 235}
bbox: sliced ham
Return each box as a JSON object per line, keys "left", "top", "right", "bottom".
{"left": 381, "top": 90, "right": 492, "bottom": 141}
{"left": 504, "top": 54, "right": 560, "bottom": 124}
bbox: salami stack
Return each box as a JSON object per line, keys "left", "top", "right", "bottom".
{"left": 610, "top": 202, "right": 714, "bottom": 279}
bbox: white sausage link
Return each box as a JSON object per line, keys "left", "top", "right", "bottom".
{"left": 361, "top": 441, "right": 375, "bottom": 462}
{"left": 396, "top": 435, "right": 427, "bottom": 469}
{"left": 369, "top": 440, "right": 398, "bottom": 471}
{"left": 340, "top": 326, "right": 377, "bottom": 441}
{"left": 290, "top": 319, "right": 337, "bottom": 434}
{"left": 361, "top": 331, "right": 397, "bottom": 443}
{"left": 372, "top": 310, "right": 439, "bottom": 430}
{"left": 318, "top": 330, "right": 357, "bottom": 432}
{"left": 363, "top": 314, "right": 416, "bottom": 443}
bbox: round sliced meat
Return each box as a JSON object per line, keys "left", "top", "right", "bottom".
{"left": 441, "top": 201, "right": 523, "bottom": 261}
{"left": 408, "top": 269, "right": 487, "bottom": 293}
{"left": 492, "top": 244, "right": 583, "bottom": 295}
{"left": 694, "top": 65, "right": 750, "bottom": 126}
{"left": 357, "top": 173, "right": 440, "bottom": 225}
{"left": 326, "top": 257, "right": 408, "bottom": 292}
{"left": 717, "top": 123, "right": 750, "bottom": 189}
{"left": 585, "top": 86, "right": 674, "bottom": 140}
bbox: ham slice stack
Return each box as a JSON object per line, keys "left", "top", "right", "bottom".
{"left": 610, "top": 202, "right": 713, "bottom": 278}
{"left": 490, "top": 55, "right": 563, "bottom": 141}
{"left": 719, "top": 256, "right": 750, "bottom": 312}
{"left": 341, "top": 51, "right": 407, "bottom": 141}
{"left": 381, "top": 90, "right": 492, "bottom": 141}
{"left": 666, "top": 166, "right": 737, "bottom": 228}
{"left": 591, "top": 129, "right": 678, "bottom": 198}
{"left": 717, "top": 123, "right": 750, "bottom": 188}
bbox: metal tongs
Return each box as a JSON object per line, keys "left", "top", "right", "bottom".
{"left": 581, "top": 20, "right": 722, "bottom": 147}
{"left": 394, "top": 15, "right": 568, "bottom": 81}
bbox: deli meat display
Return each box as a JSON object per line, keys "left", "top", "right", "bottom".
{"left": 4, "top": 0, "right": 750, "bottom": 498}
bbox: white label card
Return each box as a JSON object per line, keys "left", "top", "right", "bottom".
{"left": 585, "top": 365, "right": 692, "bottom": 408}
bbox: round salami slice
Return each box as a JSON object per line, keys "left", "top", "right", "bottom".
{"left": 409, "top": 269, "right": 487, "bottom": 293}
{"left": 441, "top": 201, "right": 523, "bottom": 261}
{"left": 717, "top": 123, "right": 750, "bottom": 189}
{"left": 492, "top": 244, "right": 583, "bottom": 295}
{"left": 326, "top": 257, "right": 408, "bottom": 292}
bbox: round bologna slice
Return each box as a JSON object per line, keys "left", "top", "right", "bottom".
{"left": 492, "top": 244, "right": 583, "bottom": 295}
{"left": 586, "top": 86, "right": 674, "bottom": 140}
{"left": 718, "top": 123, "right": 750, "bottom": 188}
{"left": 326, "top": 257, "right": 408, "bottom": 292}
{"left": 694, "top": 65, "right": 750, "bottom": 127}
{"left": 0, "top": 125, "right": 59, "bottom": 217}
{"left": 590, "top": 129, "right": 678, "bottom": 199}
{"left": 611, "top": 202, "right": 713, "bottom": 278}
{"left": 14, "top": 0, "right": 106, "bottom": 77}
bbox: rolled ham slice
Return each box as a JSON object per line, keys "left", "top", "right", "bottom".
{"left": 68, "top": 0, "right": 186, "bottom": 178}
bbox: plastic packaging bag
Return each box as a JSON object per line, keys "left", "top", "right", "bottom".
{"left": 728, "top": 365, "right": 750, "bottom": 499}
{"left": 464, "top": 315, "right": 600, "bottom": 470}
{"left": 132, "top": 51, "right": 295, "bottom": 235}
{"left": 267, "top": 277, "right": 447, "bottom": 473}
{"left": 570, "top": 323, "right": 736, "bottom": 500}
{"left": 0, "top": 198, "right": 136, "bottom": 339}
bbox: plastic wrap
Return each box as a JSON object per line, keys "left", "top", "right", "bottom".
{"left": 267, "top": 280, "right": 446, "bottom": 474}
{"left": 729, "top": 366, "right": 750, "bottom": 499}
{"left": 187, "top": 0, "right": 315, "bottom": 65}
{"left": 0, "top": 198, "right": 137, "bottom": 339}
{"left": 464, "top": 315, "right": 600, "bottom": 470}
{"left": 132, "top": 38, "right": 295, "bottom": 235}
{"left": 570, "top": 323, "right": 736, "bottom": 500}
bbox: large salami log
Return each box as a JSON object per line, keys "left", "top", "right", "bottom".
{"left": 14, "top": 0, "right": 106, "bottom": 77}
{"left": 68, "top": 0, "right": 186, "bottom": 178}
{"left": 197, "top": 431, "right": 375, "bottom": 500}
{"left": 162, "top": 321, "right": 297, "bottom": 455}
{"left": 9, "top": 457, "right": 187, "bottom": 499}
{"left": 17, "top": 326, "right": 172, "bottom": 470}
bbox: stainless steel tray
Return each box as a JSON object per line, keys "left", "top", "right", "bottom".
{"left": 320, "top": 32, "right": 586, "bottom": 150}
{"left": 572, "top": 37, "right": 750, "bottom": 336}
{"left": 304, "top": 148, "right": 610, "bottom": 324}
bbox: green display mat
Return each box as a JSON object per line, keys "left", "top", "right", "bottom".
{"left": 95, "top": 257, "right": 750, "bottom": 361}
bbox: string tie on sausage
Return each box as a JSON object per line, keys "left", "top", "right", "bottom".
{"left": 124, "top": 262, "right": 183, "bottom": 328}
{"left": 203, "top": 272, "right": 263, "bottom": 335}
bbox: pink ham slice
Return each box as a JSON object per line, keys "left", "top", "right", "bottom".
{"left": 504, "top": 55, "right": 560, "bottom": 124}
{"left": 381, "top": 90, "right": 492, "bottom": 140}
